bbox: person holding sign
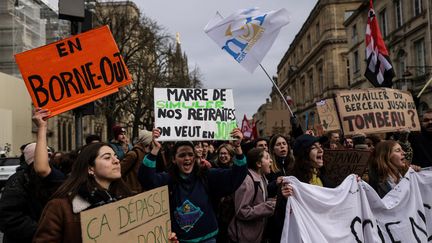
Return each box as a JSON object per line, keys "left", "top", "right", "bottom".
{"left": 266, "top": 134, "right": 294, "bottom": 197}
{"left": 271, "top": 134, "right": 335, "bottom": 243}
{"left": 138, "top": 128, "right": 248, "bottom": 243}
{"left": 33, "top": 142, "right": 133, "bottom": 242}
{"left": 368, "top": 140, "right": 420, "bottom": 198}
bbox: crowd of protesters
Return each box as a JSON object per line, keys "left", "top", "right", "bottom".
{"left": 0, "top": 108, "right": 431, "bottom": 242}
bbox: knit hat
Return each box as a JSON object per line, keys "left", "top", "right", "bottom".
{"left": 23, "top": 143, "right": 37, "bottom": 165}
{"left": 293, "top": 134, "right": 327, "bottom": 156}
{"left": 112, "top": 125, "right": 126, "bottom": 139}
{"left": 137, "top": 130, "right": 152, "bottom": 146}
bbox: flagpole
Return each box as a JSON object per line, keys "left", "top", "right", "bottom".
{"left": 258, "top": 64, "right": 294, "bottom": 117}
{"left": 215, "top": 11, "right": 294, "bottom": 117}
{"left": 417, "top": 76, "right": 432, "bottom": 98}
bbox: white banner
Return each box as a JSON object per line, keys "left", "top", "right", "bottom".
{"left": 281, "top": 169, "right": 432, "bottom": 243}
{"left": 154, "top": 88, "right": 236, "bottom": 141}
{"left": 204, "top": 8, "right": 289, "bottom": 73}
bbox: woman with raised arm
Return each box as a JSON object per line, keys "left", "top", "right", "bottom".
{"left": 138, "top": 128, "right": 248, "bottom": 243}
{"left": 33, "top": 142, "right": 133, "bottom": 242}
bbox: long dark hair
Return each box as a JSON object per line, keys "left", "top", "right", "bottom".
{"left": 269, "top": 134, "right": 293, "bottom": 174}
{"left": 289, "top": 145, "right": 315, "bottom": 183}
{"left": 52, "top": 142, "right": 131, "bottom": 199}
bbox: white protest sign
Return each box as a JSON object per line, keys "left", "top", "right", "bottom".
{"left": 281, "top": 170, "right": 432, "bottom": 243}
{"left": 154, "top": 88, "right": 237, "bottom": 141}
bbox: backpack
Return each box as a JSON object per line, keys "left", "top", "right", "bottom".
{"left": 217, "top": 171, "right": 260, "bottom": 228}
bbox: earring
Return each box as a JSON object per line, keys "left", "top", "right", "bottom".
{"left": 89, "top": 172, "right": 94, "bottom": 176}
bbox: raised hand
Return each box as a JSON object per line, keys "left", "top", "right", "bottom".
{"left": 32, "top": 108, "right": 50, "bottom": 128}
{"left": 150, "top": 128, "right": 162, "bottom": 156}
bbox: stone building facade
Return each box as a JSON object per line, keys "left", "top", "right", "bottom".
{"left": 345, "top": 0, "right": 432, "bottom": 114}
{"left": 274, "top": 0, "right": 362, "bottom": 134}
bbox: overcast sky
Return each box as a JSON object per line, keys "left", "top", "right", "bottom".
{"left": 49, "top": 0, "right": 318, "bottom": 121}
{"left": 132, "top": 0, "right": 318, "bottom": 121}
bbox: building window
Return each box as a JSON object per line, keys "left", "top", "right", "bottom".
{"left": 414, "top": 0, "right": 422, "bottom": 16}
{"left": 414, "top": 39, "right": 426, "bottom": 75}
{"left": 318, "top": 67, "right": 324, "bottom": 93}
{"left": 395, "top": 0, "right": 403, "bottom": 28}
{"left": 309, "top": 72, "right": 314, "bottom": 101}
{"left": 316, "top": 22, "right": 320, "bottom": 41}
{"left": 301, "top": 78, "right": 305, "bottom": 104}
{"left": 379, "top": 9, "right": 387, "bottom": 37}
{"left": 307, "top": 34, "right": 311, "bottom": 50}
{"left": 397, "top": 50, "right": 406, "bottom": 78}
{"left": 353, "top": 51, "right": 360, "bottom": 74}
{"left": 300, "top": 44, "right": 304, "bottom": 56}
{"left": 352, "top": 24, "right": 357, "bottom": 42}
{"left": 346, "top": 59, "right": 351, "bottom": 86}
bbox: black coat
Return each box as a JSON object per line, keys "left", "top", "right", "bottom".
{"left": 0, "top": 165, "right": 64, "bottom": 243}
{"left": 409, "top": 130, "right": 432, "bottom": 168}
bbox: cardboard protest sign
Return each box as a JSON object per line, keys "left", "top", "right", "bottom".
{"left": 15, "top": 25, "right": 132, "bottom": 117}
{"left": 80, "top": 186, "right": 170, "bottom": 243}
{"left": 316, "top": 99, "right": 341, "bottom": 132}
{"left": 335, "top": 88, "right": 420, "bottom": 135}
{"left": 154, "top": 88, "right": 237, "bottom": 141}
{"left": 323, "top": 149, "right": 371, "bottom": 186}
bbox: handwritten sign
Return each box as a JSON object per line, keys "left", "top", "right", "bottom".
{"left": 323, "top": 149, "right": 371, "bottom": 185}
{"left": 80, "top": 186, "right": 170, "bottom": 243}
{"left": 15, "top": 25, "right": 132, "bottom": 117}
{"left": 316, "top": 99, "right": 341, "bottom": 132}
{"left": 335, "top": 88, "right": 420, "bottom": 135}
{"left": 154, "top": 88, "right": 237, "bottom": 141}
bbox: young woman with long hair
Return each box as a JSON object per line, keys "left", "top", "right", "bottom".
{"left": 33, "top": 143, "right": 133, "bottom": 242}
{"left": 271, "top": 134, "right": 334, "bottom": 243}
{"left": 266, "top": 134, "right": 294, "bottom": 197}
{"left": 228, "top": 148, "right": 275, "bottom": 243}
{"left": 215, "top": 143, "right": 235, "bottom": 168}
{"left": 368, "top": 140, "right": 420, "bottom": 198}
{"left": 138, "top": 128, "right": 248, "bottom": 243}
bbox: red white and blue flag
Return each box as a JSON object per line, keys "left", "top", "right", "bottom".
{"left": 364, "top": 0, "right": 394, "bottom": 87}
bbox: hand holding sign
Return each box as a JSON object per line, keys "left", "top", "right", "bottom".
{"left": 32, "top": 108, "right": 51, "bottom": 128}
{"left": 15, "top": 26, "right": 132, "bottom": 117}
{"left": 230, "top": 128, "right": 243, "bottom": 144}
{"left": 150, "top": 128, "right": 162, "bottom": 156}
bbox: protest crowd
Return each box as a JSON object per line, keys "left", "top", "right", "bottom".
{"left": 0, "top": 106, "right": 430, "bottom": 243}
{"left": 1, "top": 1, "right": 432, "bottom": 242}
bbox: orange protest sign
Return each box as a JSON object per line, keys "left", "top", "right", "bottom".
{"left": 15, "top": 25, "right": 132, "bottom": 117}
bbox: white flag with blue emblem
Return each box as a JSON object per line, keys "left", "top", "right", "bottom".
{"left": 204, "top": 8, "right": 289, "bottom": 73}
